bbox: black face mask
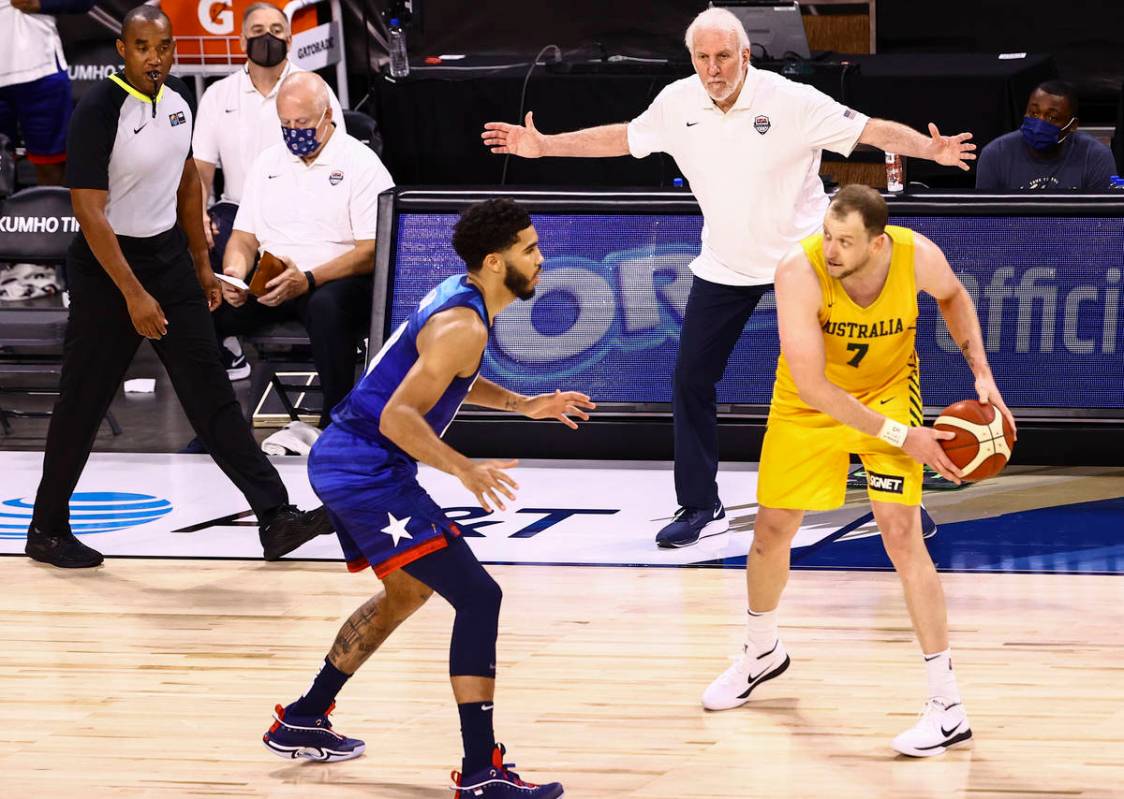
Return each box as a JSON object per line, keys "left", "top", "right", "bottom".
{"left": 246, "top": 33, "right": 287, "bottom": 67}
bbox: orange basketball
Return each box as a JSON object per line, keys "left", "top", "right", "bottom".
{"left": 933, "top": 399, "right": 1015, "bottom": 482}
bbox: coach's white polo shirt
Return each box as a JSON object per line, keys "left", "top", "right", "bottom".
{"left": 192, "top": 60, "right": 344, "bottom": 205}
{"left": 628, "top": 66, "right": 869, "bottom": 286}
{"left": 233, "top": 127, "right": 393, "bottom": 271}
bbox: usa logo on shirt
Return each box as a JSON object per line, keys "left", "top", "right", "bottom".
{"left": 169, "top": 111, "right": 187, "bottom": 127}
{"left": 754, "top": 115, "right": 771, "bottom": 135}
{"left": 329, "top": 170, "right": 344, "bottom": 186}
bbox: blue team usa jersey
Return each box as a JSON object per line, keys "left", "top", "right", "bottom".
{"left": 331, "top": 273, "right": 491, "bottom": 451}
{"left": 308, "top": 274, "right": 491, "bottom": 577}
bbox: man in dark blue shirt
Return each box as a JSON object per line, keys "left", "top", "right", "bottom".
{"left": 976, "top": 80, "right": 1115, "bottom": 192}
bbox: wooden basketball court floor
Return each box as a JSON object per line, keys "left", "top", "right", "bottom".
{"left": 1, "top": 467, "right": 1122, "bottom": 798}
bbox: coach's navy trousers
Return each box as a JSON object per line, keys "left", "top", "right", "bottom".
{"left": 673, "top": 275, "right": 773, "bottom": 510}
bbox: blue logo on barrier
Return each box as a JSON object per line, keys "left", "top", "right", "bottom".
{"left": 0, "top": 492, "right": 174, "bottom": 539}
{"left": 487, "top": 244, "right": 701, "bottom": 382}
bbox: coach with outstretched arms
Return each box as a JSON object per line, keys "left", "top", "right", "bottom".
{"left": 482, "top": 7, "right": 976, "bottom": 549}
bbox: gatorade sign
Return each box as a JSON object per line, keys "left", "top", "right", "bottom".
{"left": 197, "top": 1, "right": 235, "bottom": 35}
{"left": 165, "top": 1, "right": 318, "bottom": 66}
{"left": 292, "top": 20, "right": 341, "bottom": 71}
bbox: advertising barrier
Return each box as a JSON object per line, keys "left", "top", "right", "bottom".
{"left": 381, "top": 192, "right": 1124, "bottom": 416}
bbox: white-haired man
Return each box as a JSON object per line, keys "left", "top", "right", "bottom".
{"left": 482, "top": 7, "right": 974, "bottom": 548}
{"left": 192, "top": 1, "right": 343, "bottom": 378}
{"left": 218, "top": 71, "right": 393, "bottom": 429}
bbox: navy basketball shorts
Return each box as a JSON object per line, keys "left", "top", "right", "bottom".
{"left": 308, "top": 426, "right": 461, "bottom": 578}
{"left": 0, "top": 69, "right": 73, "bottom": 164}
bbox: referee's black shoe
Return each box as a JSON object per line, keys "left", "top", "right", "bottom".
{"left": 25, "top": 525, "right": 105, "bottom": 568}
{"left": 259, "top": 505, "right": 334, "bottom": 561}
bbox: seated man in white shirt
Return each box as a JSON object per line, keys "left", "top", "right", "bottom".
{"left": 218, "top": 71, "right": 394, "bottom": 429}
{"left": 193, "top": 2, "right": 342, "bottom": 375}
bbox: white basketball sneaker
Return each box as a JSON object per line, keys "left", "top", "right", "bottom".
{"left": 891, "top": 698, "right": 973, "bottom": 757}
{"left": 701, "top": 639, "right": 790, "bottom": 711}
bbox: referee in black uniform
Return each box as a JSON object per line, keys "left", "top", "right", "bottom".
{"left": 25, "top": 6, "right": 330, "bottom": 569}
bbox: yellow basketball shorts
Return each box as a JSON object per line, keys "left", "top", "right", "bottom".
{"left": 757, "top": 403, "right": 923, "bottom": 511}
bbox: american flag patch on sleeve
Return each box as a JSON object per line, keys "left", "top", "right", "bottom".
{"left": 843, "top": 108, "right": 856, "bottom": 119}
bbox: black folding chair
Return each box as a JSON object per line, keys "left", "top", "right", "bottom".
{"left": 244, "top": 321, "right": 322, "bottom": 424}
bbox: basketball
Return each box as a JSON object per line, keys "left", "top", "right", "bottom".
{"left": 934, "top": 399, "right": 1015, "bottom": 482}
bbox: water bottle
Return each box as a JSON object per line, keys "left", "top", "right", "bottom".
{"left": 885, "top": 152, "right": 904, "bottom": 193}
{"left": 388, "top": 18, "right": 409, "bottom": 78}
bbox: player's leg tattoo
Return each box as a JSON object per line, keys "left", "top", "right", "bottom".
{"left": 328, "top": 576, "right": 433, "bottom": 673}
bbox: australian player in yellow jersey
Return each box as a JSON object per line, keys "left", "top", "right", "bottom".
{"left": 702, "top": 185, "right": 1016, "bottom": 756}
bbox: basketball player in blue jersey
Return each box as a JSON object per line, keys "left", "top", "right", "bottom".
{"left": 263, "top": 199, "right": 591, "bottom": 798}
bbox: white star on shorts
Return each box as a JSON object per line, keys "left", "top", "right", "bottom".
{"left": 380, "top": 513, "right": 413, "bottom": 547}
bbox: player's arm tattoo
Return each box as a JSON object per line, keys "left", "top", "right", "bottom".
{"left": 504, "top": 394, "right": 521, "bottom": 411}
{"left": 959, "top": 338, "right": 978, "bottom": 371}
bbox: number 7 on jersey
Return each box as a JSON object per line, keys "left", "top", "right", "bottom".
{"left": 846, "top": 342, "right": 869, "bottom": 367}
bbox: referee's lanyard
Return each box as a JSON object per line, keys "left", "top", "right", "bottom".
{"left": 110, "top": 73, "right": 160, "bottom": 119}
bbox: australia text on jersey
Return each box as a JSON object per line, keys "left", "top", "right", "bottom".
{"left": 822, "top": 317, "right": 905, "bottom": 339}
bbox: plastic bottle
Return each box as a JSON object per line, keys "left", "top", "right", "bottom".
{"left": 388, "top": 18, "right": 409, "bottom": 78}
{"left": 885, "top": 152, "right": 904, "bottom": 193}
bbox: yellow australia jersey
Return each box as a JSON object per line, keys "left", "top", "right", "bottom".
{"left": 770, "top": 224, "right": 920, "bottom": 424}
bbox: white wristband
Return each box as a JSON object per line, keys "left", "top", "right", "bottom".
{"left": 877, "top": 417, "right": 909, "bottom": 448}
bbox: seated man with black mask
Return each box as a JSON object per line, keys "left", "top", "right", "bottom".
{"left": 976, "top": 80, "right": 1115, "bottom": 192}
{"left": 193, "top": 1, "right": 343, "bottom": 379}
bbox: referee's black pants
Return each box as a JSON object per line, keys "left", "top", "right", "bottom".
{"left": 673, "top": 275, "right": 772, "bottom": 510}
{"left": 213, "top": 275, "right": 372, "bottom": 428}
{"left": 31, "top": 228, "right": 289, "bottom": 534}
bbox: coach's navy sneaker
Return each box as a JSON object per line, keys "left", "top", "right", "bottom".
{"left": 25, "top": 525, "right": 104, "bottom": 568}
{"left": 655, "top": 501, "right": 728, "bottom": 548}
{"left": 259, "top": 505, "right": 333, "bottom": 561}
{"left": 451, "top": 744, "right": 563, "bottom": 798}
{"left": 263, "top": 702, "right": 365, "bottom": 762}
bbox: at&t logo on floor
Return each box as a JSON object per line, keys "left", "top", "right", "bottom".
{"left": 0, "top": 492, "right": 174, "bottom": 539}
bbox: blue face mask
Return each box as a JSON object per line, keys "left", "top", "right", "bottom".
{"left": 282, "top": 109, "right": 326, "bottom": 157}
{"left": 1020, "top": 115, "right": 1074, "bottom": 151}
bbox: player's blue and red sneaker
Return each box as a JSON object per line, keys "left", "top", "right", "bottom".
{"left": 450, "top": 744, "right": 564, "bottom": 798}
{"left": 262, "top": 702, "right": 365, "bottom": 762}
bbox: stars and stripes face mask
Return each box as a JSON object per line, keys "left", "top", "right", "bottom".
{"left": 282, "top": 109, "right": 327, "bottom": 157}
